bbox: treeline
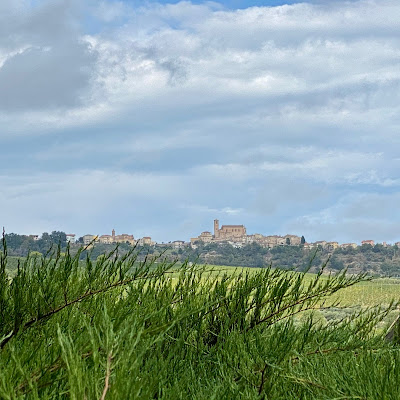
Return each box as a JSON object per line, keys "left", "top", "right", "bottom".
{"left": 1, "top": 232, "right": 68, "bottom": 257}
{"left": 175, "top": 242, "right": 400, "bottom": 276}
{"left": 0, "top": 232, "right": 155, "bottom": 261}
{"left": 4, "top": 232, "right": 400, "bottom": 276}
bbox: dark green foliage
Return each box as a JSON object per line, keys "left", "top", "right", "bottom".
{"left": 185, "top": 242, "right": 269, "bottom": 268}
{"left": 5, "top": 232, "right": 400, "bottom": 276}
{"left": 1, "top": 237, "right": 400, "bottom": 399}
{"left": 328, "top": 255, "right": 345, "bottom": 271}
{"left": 1, "top": 231, "right": 67, "bottom": 257}
{"left": 183, "top": 242, "right": 400, "bottom": 276}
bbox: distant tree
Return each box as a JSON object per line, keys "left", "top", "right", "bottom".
{"left": 373, "top": 244, "right": 384, "bottom": 253}
{"left": 41, "top": 232, "right": 51, "bottom": 246}
{"left": 4, "top": 233, "right": 27, "bottom": 249}
{"left": 329, "top": 256, "right": 345, "bottom": 271}
{"left": 286, "top": 238, "right": 291, "bottom": 245}
{"left": 360, "top": 244, "right": 373, "bottom": 253}
{"left": 301, "top": 236, "right": 306, "bottom": 244}
{"left": 50, "top": 231, "right": 67, "bottom": 247}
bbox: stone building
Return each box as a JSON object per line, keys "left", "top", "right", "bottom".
{"left": 138, "top": 236, "right": 154, "bottom": 246}
{"left": 190, "top": 231, "right": 213, "bottom": 244}
{"left": 112, "top": 229, "right": 135, "bottom": 245}
{"left": 99, "top": 235, "right": 113, "bottom": 244}
{"left": 172, "top": 240, "right": 186, "bottom": 249}
{"left": 98, "top": 230, "right": 135, "bottom": 245}
{"left": 341, "top": 243, "right": 358, "bottom": 249}
{"left": 284, "top": 235, "right": 301, "bottom": 246}
{"left": 83, "top": 234, "right": 98, "bottom": 245}
{"left": 213, "top": 219, "right": 246, "bottom": 242}
{"left": 362, "top": 240, "right": 375, "bottom": 246}
{"left": 326, "top": 241, "right": 339, "bottom": 250}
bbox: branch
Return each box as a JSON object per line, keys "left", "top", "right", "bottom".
{"left": 100, "top": 353, "right": 113, "bottom": 400}
{"left": 247, "top": 283, "right": 353, "bottom": 331}
{"left": 0, "top": 270, "right": 163, "bottom": 350}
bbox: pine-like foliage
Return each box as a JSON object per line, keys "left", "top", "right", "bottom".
{"left": 0, "top": 235, "right": 400, "bottom": 399}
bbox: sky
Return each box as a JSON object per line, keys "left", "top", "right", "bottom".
{"left": 1, "top": 0, "right": 400, "bottom": 244}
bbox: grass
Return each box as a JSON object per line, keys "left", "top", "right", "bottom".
{"left": 7, "top": 258, "right": 400, "bottom": 307}
{"left": 181, "top": 264, "right": 400, "bottom": 307}
{"left": 2, "top": 245, "right": 400, "bottom": 398}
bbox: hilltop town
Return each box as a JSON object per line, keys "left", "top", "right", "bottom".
{"left": 4, "top": 219, "right": 400, "bottom": 276}
{"left": 26, "top": 219, "right": 400, "bottom": 250}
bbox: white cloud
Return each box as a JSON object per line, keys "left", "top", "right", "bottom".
{"left": 3, "top": 0, "right": 400, "bottom": 242}
{"left": 285, "top": 191, "right": 400, "bottom": 243}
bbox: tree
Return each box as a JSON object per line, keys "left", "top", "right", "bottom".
{"left": 301, "top": 235, "right": 306, "bottom": 244}
{"left": 50, "top": 231, "right": 67, "bottom": 247}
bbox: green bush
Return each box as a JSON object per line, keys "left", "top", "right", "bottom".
{"left": 1, "top": 236, "right": 400, "bottom": 399}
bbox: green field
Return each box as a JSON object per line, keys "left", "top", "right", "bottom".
{"left": 183, "top": 264, "right": 400, "bottom": 307}
{"left": 7, "top": 258, "right": 400, "bottom": 307}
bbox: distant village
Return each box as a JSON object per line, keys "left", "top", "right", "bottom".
{"left": 29, "top": 219, "right": 400, "bottom": 251}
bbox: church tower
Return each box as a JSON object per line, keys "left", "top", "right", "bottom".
{"left": 112, "top": 229, "right": 115, "bottom": 239}
{"left": 214, "top": 219, "right": 219, "bottom": 239}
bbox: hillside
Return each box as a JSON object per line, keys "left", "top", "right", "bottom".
{"left": 176, "top": 242, "right": 400, "bottom": 276}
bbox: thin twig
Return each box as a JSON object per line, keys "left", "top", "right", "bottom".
{"left": 258, "top": 363, "right": 268, "bottom": 395}
{"left": 0, "top": 270, "right": 164, "bottom": 350}
{"left": 100, "top": 353, "right": 113, "bottom": 400}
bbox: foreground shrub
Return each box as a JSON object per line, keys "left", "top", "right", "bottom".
{"left": 0, "top": 236, "right": 399, "bottom": 399}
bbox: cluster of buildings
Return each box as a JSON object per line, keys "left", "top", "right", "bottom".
{"left": 189, "top": 220, "right": 400, "bottom": 250}
{"left": 30, "top": 220, "right": 400, "bottom": 251}
{"left": 81, "top": 230, "right": 154, "bottom": 247}
{"left": 190, "top": 219, "right": 302, "bottom": 249}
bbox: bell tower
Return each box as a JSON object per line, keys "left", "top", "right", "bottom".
{"left": 214, "top": 219, "right": 219, "bottom": 239}
{"left": 112, "top": 229, "right": 115, "bottom": 239}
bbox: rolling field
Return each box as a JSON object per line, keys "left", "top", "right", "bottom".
{"left": 195, "top": 264, "right": 400, "bottom": 307}
{"left": 331, "top": 279, "right": 400, "bottom": 306}
{"left": 5, "top": 258, "right": 400, "bottom": 307}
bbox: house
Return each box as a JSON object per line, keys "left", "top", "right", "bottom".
{"left": 172, "top": 240, "right": 186, "bottom": 249}
{"left": 66, "top": 234, "right": 76, "bottom": 243}
{"left": 340, "top": 243, "right": 358, "bottom": 249}
{"left": 327, "top": 242, "right": 339, "bottom": 250}
{"left": 99, "top": 235, "right": 113, "bottom": 244}
{"left": 284, "top": 235, "right": 302, "bottom": 245}
{"left": 191, "top": 231, "right": 213, "bottom": 244}
{"left": 362, "top": 240, "right": 375, "bottom": 246}
{"left": 138, "top": 237, "right": 153, "bottom": 246}
{"left": 83, "top": 234, "right": 98, "bottom": 245}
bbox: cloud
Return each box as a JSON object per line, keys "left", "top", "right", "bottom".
{"left": 2, "top": 0, "right": 400, "bottom": 242}
{"left": 285, "top": 191, "right": 400, "bottom": 243}
{"left": 0, "top": 0, "right": 97, "bottom": 112}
